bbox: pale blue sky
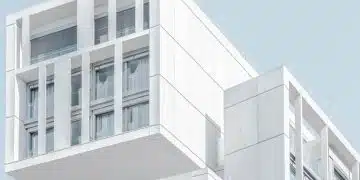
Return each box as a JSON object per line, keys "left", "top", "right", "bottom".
{"left": 0, "top": 0, "right": 359, "bottom": 179}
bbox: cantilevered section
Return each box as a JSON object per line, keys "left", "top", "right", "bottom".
{"left": 5, "top": 126, "right": 204, "bottom": 180}
{"left": 224, "top": 66, "right": 359, "bottom": 180}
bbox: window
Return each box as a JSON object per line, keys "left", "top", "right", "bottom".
{"left": 71, "top": 73, "right": 82, "bottom": 106}
{"left": 95, "top": 111, "right": 114, "bottom": 139}
{"left": 29, "top": 131, "right": 38, "bottom": 157}
{"left": 123, "top": 102, "right": 149, "bottom": 132}
{"left": 144, "top": 2, "right": 150, "bottom": 30}
{"left": 46, "top": 127, "right": 54, "bottom": 152}
{"left": 95, "top": 64, "right": 114, "bottom": 100}
{"left": 31, "top": 26, "right": 77, "bottom": 64}
{"left": 46, "top": 83, "right": 54, "bottom": 117}
{"left": 28, "top": 87, "right": 38, "bottom": 121}
{"left": 123, "top": 54, "right": 149, "bottom": 96}
{"left": 95, "top": 16, "right": 108, "bottom": 44}
{"left": 117, "top": 7, "right": 135, "bottom": 37}
{"left": 71, "top": 120, "right": 81, "bottom": 146}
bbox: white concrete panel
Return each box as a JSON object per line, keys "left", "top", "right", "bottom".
{"left": 159, "top": 0, "right": 175, "bottom": 35}
{"left": 6, "top": 71, "right": 15, "bottom": 118}
{"left": 159, "top": 27, "right": 175, "bottom": 82}
{"left": 158, "top": 76, "right": 207, "bottom": 164}
{"left": 225, "top": 98, "right": 258, "bottom": 155}
{"left": 6, "top": 24, "right": 17, "bottom": 71}
{"left": 149, "top": 76, "right": 160, "bottom": 126}
{"left": 13, "top": 117, "right": 26, "bottom": 161}
{"left": 21, "top": 16, "right": 30, "bottom": 67}
{"left": 135, "top": 0, "right": 144, "bottom": 32}
{"left": 149, "top": 26, "right": 160, "bottom": 76}
{"left": 225, "top": 135, "right": 288, "bottom": 180}
{"left": 257, "top": 67, "right": 286, "bottom": 94}
{"left": 77, "top": 0, "right": 94, "bottom": 49}
{"left": 224, "top": 78, "right": 257, "bottom": 108}
{"left": 108, "top": 0, "right": 117, "bottom": 40}
{"left": 157, "top": 28, "right": 224, "bottom": 131}
{"left": 15, "top": 77, "right": 27, "bottom": 123}
{"left": 5, "top": 117, "right": 14, "bottom": 163}
{"left": 114, "top": 42, "right": 123, "bottom": 134}
{"left": 257, "top": 86, "right": 288, "bottom": 142}
{"left": 37, "top": 65, "right": 46, "bottom": 155}
{"left": 54, "top": 58, "right": 71, "bottom": 150}
{"left": 81, "top": 52, "right": 91, "bottom": 143}
{"left": 171, "top": 0, "right": 250, "bottom": 89}
{"left": 352, "top": 162, "right": 360, "bottom": 180}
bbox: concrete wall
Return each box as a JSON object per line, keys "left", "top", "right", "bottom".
{"left": 224, "top": 68, "right": 290, "bottom": 180}
{"left": 154, "top": 0, "right": 254, "bottom": 90}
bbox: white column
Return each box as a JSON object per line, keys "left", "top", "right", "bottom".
{"left": 81, "top": 52, "right": 91, "bottom": 143}
{"left": 21, "top": 16, "right": 30, "bottom": 67}
{"left": 295, "top": 95, "right": 304, "bottom": 180}
{"left": 6, "top": 24, "right": 17, "bottom": 71}
{"left": 37, "top": 65, "right": 47, "bottom": 155}
{"left": 77, "top": 0, "right": 94, "bottom": 49}
{"left": 108, "top": 0, "right": 117, "bottom": 40}
{"left": 5, "top": 117, "right": 14, "bottom": 163}
{"left": 135, "top": 0, "right": 144, "bottom": 32}
{"left": 14, "top": 77, "right": 27, "bottom": 161}
{"left": 353, "top": 162, "right": 360, "bottom": 180}
{"left": 149, "top": 0, "right": 159, "bottom": 27}
{"left": 114, "top": 42, "right": 123, "bottom": 134}
{"left": 321, "top": 127, "right": 329, "bottom": 180}
{"left": 149, "top": 27, "right": 160, "bottom": 126}
{"left": 54, "top": 59, "right": 71, "bottom": 150}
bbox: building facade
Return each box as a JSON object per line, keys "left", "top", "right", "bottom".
{"left": 4, "top": 0, "right": 359, "bottom": 180}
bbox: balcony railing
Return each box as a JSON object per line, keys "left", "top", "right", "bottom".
{"left": 31, "top": 44, "right": 77, "bottom": 64}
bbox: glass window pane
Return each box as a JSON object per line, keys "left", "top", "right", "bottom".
{"left": 143, "top": 2, "right": 149, "bottom": 30}
{"left": 71, "top": 120, "right": 81, "bottom": 146}
{"left": 123, "top": 102, "right": 149, "bottom": 132}
{"left": 95, "top": 111, "right": 114, "bottom": 139}
{"left": 46, "top": 83, "right": 54, "bottom": 117}
{"left": 123, "top": 55, "right": 149, "bottom": 95}
{"left": 29, "top": 131, "right": 38, "bottom": 157}
{"left": 29, "top": 87, "right": 38, "bottom": 121}
{"left": 95, "top": 65, "right": 114, "bottom": 99}
{"left": 31, "top": 26, "right": 77, "bottom": 63}
{"left": 72, "top": 74, "right": 82, "bottom": 106}
{"left": 117, "top": 7, "right": 135, "bottom": 37}
{"left": 95, "top": 16, "right": 108, "bottom": 44}
{"left": 46, "top": 127, "right": 54, "bottom": 153}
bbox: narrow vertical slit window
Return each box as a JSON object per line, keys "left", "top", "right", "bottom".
{"left": 95, "top": 111, "right": 114, "bottom": 139}
{"left": 28, "top": 86, "right": 39, "bottom": 121}
{"left": 46, "top": 83, "right": 54, "bottom": 118}
{"left": 71, "top": 73, "right": 82, "bottom": 106}
{"left": 46, "top": 127, "right": 54, "bottom": 153}
{"left": 143, "top": 2, "right": 149, "bottom": 30}
{"left": 29, "top": 131, "right": 38, "bottom": 157}
{"left": 71, "top": 120, "right": 81, "bottom": 146}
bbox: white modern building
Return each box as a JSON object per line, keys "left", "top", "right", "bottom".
{"left": 4, "top": 0, "right": 359, "bottom": 180}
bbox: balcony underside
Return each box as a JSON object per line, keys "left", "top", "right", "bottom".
{"left": 6, "top": 126, "right": 202, "bottom": 180}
